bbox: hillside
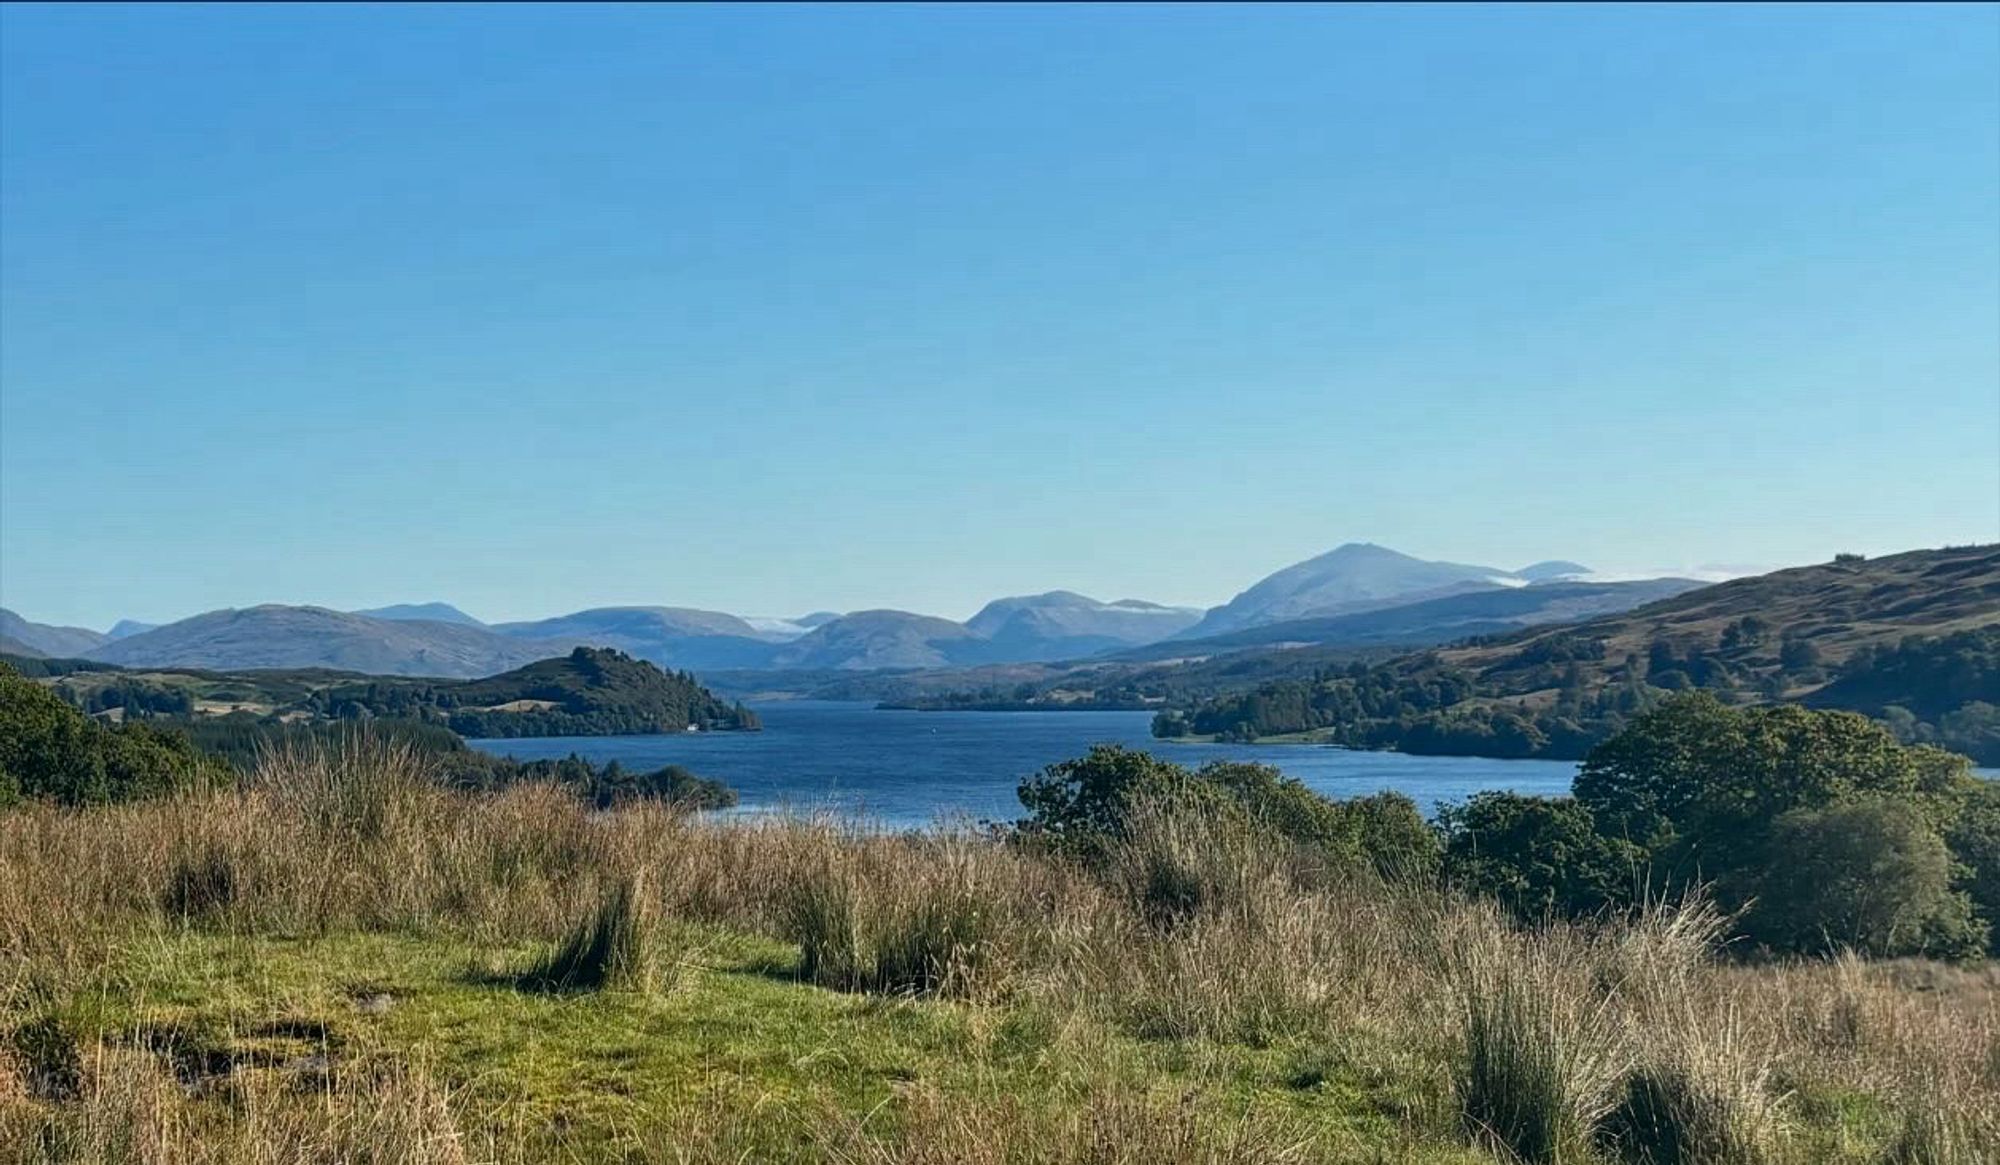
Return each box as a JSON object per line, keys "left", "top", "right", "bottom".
{"left": 0, "top": 608, "right": 108, "bottom": 658}
{"left": 85, "top": 606, "right": 571, "bottom": 678}
{"left": 319, "top": 646, "right": 759, "bottom": 737}
{"left": 1160, "top": 546, "right": 2000, "bottom": 762}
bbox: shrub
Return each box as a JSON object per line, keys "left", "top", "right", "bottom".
{"left": 1016, "top": 744, "right": 1437, "bottom": 881}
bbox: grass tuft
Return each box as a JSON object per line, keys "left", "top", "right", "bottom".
{"left": 517, "top": 872, "right": 659, "bottom": 993}
{"left": 1457, "top": 928, "right": 1626, "bottom": 1163}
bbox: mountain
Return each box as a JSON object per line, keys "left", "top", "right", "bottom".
{"left": 490, "top": 607, "right": 783, "bottom": 671}
{"left": 0, "top": 608, "right": 109, "bottom": 658}
{"left": 1162, "top": 545, "right": 2000, "bottom": 761}
{"left": 354, "top": 602, "right": 486, "bottom": 627}
{"left": 106, "top": 620, "right": 160, "bottom": 640}
{"left": 794, "top": 612, "right": 844, "bottom": 629}
{"left": 771, "top": 610, "right": 990, "bottom": 670}
{"left": 1113, "top": 578, "right": 1706, "bottom": 662}
{"left": 965, "top": 592, "right": 1204, "bottom": 661}
{"left": 1183, "top": 543, "right": 1548, "bottom": 637}
{"left": 84, "top": 606, "right": 570, "bottom": 678}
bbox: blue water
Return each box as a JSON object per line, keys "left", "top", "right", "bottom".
{"left": 470, "top": 700, "right": 1579, "bottom": 828}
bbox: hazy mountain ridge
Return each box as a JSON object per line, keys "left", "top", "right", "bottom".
{"left": 0, "top": 609, "right": 109, "bottom": 659}
{"left": 14, "top": 543, "right": 1671, "bottom": 676}
{"left": 83, "top": 606, "right": 573, "bottom": 679}
{"left": 1113, "top": 577, "right": 1706, "bottom": 662}
{"left": 966, "top": 591, "right": 1204, "bottom": 661}
{"left": 489, "top": 607, "right": 791, "bottom": 670}
{"left": 355, "top": 603, "right": 487, "bottom": 627}
{"left": 770, "top": 610, "right": 989, "bottom": 670}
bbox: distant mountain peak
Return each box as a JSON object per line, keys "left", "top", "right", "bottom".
{"left": 963, "top": 591, "right": 1203, "bottom": 659}
{"left": 0, "top": 608, "right": 110, "bottom": 659}
{"left": 354, "top": 602, "right": 487, "bottom": 627}
{"left": 1514, "top": 561, "right": 1592, "bottom": 583}
{"left": 1183, "top": 543, "right": 1513, "bottom": 637}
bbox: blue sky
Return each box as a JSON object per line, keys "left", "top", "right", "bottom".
{"left": 3, "top": 4, "right": 1996, "bottom": 629}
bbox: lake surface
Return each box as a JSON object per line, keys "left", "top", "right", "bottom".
{"left": 470, "top": 700, "right": 1579, "bottom": 828}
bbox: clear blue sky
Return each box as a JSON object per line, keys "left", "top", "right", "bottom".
{"left": 3, "top": 4, "right": 1996, "bottom": 629}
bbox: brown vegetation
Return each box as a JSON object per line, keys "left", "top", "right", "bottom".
{"left": 1, "top": 737, "right": 1994, "bottom": 1162}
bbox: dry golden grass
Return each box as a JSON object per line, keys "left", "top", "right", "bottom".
{"left": 1, "top": 736, "right": 1995, "bottom": 1163}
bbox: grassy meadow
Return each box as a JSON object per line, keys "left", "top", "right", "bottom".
{"left": 2, "top": 738, "right": 1995, "bottom": 1164}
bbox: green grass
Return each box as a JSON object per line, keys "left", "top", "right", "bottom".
{"left": 25, "top": 926, "right": 1485, "bottom": 1161}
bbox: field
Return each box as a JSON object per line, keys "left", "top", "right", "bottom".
{"left": 2, "top": 740, "right": 1995, "bottom": 1163}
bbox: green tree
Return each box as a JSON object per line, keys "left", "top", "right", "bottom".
{"left": 1944, "top": 779, "right": 2000, "bottom": 955}
{"left": 1438, "top": 793, "right": 1644, "bottom": 919}
{"left": 0, "top": 665, "right": 207, "bottom": 805}
{"left": 1575, "top": 693, "right": 1970, "bottom": 883}
{"left": 1750, "top": 799, "right": 1985, "bottom": 958}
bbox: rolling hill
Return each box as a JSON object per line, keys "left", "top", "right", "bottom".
{"left": 1161, "top": 545, "right": 2000, "bottom": 762}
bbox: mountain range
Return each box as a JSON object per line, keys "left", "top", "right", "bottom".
{"left": 0, "top": 543, "right": 1694, "bottom": 678}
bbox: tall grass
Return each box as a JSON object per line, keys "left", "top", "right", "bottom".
{"left": 1454, "top": 925, "right": 1627, "bottom": 1163}
{"left": 2, "top": 735, "right": 1996, "bottom": 1162}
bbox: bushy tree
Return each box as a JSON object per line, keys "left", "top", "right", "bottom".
{"left": 1945, "top": 779, "right": 2000, "bottom": 955}
{"left": 0, "top": 665, "right": 208, "bottom": 805}
{"left": 1438, "top": 793, "right": 1644, "bottom": 919}
{"left": 1574, "top": 693, "right": 1969, "bottom": 883}
{"left": 1750, "top": 799, "right": 1985, "bottom": 958}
